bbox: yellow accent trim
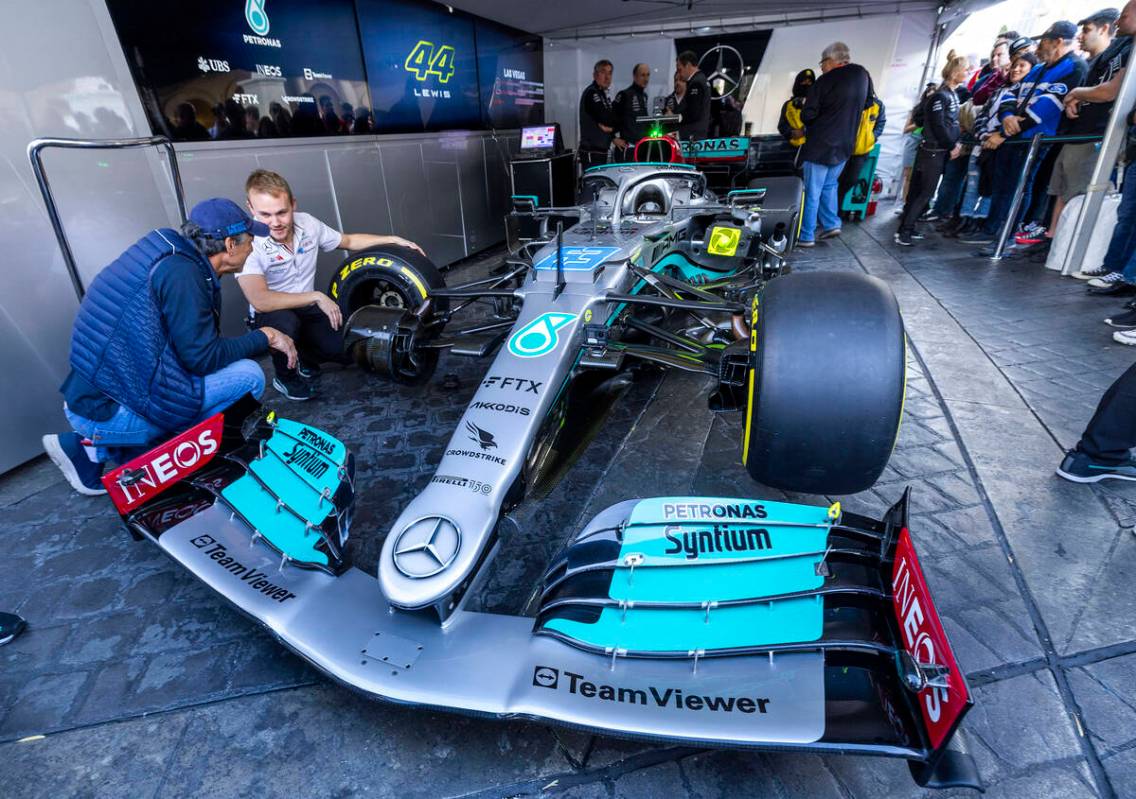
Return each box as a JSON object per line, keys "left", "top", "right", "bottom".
{"left": 707, "top": 225, "right": 742, "bottom": 257}
{"left": 400, "top": 266, "right": 428, "bottom": 300}
{"left": 827, "top": 501, "right": 842, "bottom": 521}
{"left": 796, "top": 190, "right": 805, "bottom": 240}
{"left": 889, "top": 333, "right": 909, "bottom": 455}
{"left": 330, "top": 282, "right": 338, "bottom": 299}
{"left": 741, "top": 294, "right": 759, "bottom": 465}
{"left": 17, "top": 735, "right": 45, "bottom": 743}
{"left": 266, "top": 411, "right": 276, "bottom": 425}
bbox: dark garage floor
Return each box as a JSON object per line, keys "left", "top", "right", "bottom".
{"left": 1, "top": 211, "right": 1134, "bottom": 798}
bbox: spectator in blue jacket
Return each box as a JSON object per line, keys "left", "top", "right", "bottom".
{"left": 960, "top": 21, "right": 1088, "bottom": 246}
{"left": 42, "top": 199, "right": 298, "bottom": 495}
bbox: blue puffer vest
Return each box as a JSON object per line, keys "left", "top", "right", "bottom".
{"left": 69, "top": 228, "right": 216, "bottom": 431}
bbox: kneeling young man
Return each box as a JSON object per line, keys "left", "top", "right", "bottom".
{"left": 241, "top": 169, "right": 424, "bottom": 400}
{"left": 44, "top": 199, "right": 297, "bottom": 495}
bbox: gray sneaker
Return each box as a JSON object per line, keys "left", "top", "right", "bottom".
{"left": 1057, "top": 450, "right": 1136, "bottom": 483}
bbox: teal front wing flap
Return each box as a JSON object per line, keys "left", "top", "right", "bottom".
{"left": 219, "top": 420, "right": 348, "bottom": 567}
{"left": 544, "top": 497, "right": 833, "bottom": 652}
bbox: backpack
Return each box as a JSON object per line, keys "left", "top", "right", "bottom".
{"left": 854, "top": 97, "right": 881, "bottom": 156}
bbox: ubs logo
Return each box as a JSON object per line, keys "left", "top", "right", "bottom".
{"left": 533, "top": 666, "right": 559, "bottom": 689}
{"left": 245, "top": 0, "right": 270, "bottom": 36}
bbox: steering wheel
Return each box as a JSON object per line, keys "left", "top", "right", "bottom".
{"left": 698, "top": 44, "right": 745, "bottom": 99}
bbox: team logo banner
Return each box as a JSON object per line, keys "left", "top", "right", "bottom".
{"left": 102, "top": 414, "right": 224, "bottom": 514}
{"left": 891, "top": 527, "right": 970, "bottom": 749}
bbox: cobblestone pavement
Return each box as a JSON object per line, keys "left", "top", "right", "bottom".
{"left": 2, "top": 220, "right": 1134, "bottom": 798}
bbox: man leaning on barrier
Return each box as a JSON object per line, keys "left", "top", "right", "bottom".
{"left": 961, "top": 21, "right": 1088, "bottom": 248}
{"left": 43, "top": 199, "right": 298, "bottom": 496}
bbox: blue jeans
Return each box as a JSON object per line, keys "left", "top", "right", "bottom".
{"left": 959, "top": 149, "right": 990, "bottom": 219}
{"left": 65, "top": 359, "right": 265, "bottom": 463}
{"left": 982, "top": 143, "right": 1048, "bottom": 236}
{"left": 932, "top": 152, "right": 968, "bottom": 217}
{"left": 1105, "top": 162, "right": 1136, "bottom": 279}
{"left": 800, "top": 160, "right": 846, "bottom": 242}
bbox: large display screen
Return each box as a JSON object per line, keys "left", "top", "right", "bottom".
{"left": 106, "top": 0, "right": 373, "bottom": 141}
{"left": 475, "top": 19, "right": 545, "bottom": 129}
{"left": 356, "top": 0, "right": 482, "bottom": 133}
{"left": 107, "top": 0, "right": 543, "bottom": 139}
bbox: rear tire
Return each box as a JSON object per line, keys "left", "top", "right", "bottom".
{"left": 741, "top": 271, "right": 905, "bottom": 495}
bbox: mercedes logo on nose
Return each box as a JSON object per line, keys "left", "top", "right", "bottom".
{"left": 393, "top": 516, "right": 461, "bottom": 578}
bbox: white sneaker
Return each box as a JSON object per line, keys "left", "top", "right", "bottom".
{"left": 1113, "top": 328, "right": 1136, "bottom": 345}
{"left": 893, "top": 205, "right": 904, "bottom": 216}
{"left": 1073, "top": 266, "right": 1110, "bottom": 280}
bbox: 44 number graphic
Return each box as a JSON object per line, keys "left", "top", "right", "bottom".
{"left": 405, "top": 40, "right": 456, "bottom": 84}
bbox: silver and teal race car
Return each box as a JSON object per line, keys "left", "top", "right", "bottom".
{"left": 100, "top": 162, "right": 980, "bottom": 790}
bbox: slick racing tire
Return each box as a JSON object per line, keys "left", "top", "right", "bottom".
{"left": 742, "top": 271, "right": 905, "bottom": 495}
{"left": 328, "top": 245, "right": 448, "bottom": 317}
{"left": 330, "top": 246, "right": 447, "bottom": 385}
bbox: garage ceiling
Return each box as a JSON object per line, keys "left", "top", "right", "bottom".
{"left": 444, "top": 0, "right": 944, "bottom": 37}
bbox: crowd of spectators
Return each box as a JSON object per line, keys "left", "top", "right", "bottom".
{"left": 169, "top": 95, "right": 372, "bottom": 141}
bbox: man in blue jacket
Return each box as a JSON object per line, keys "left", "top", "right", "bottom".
{"left": 42, "top": 199, "right": 297, "bottom": 495}
{"left": 962, "top": 21, "right": 1087, "bottom": 246}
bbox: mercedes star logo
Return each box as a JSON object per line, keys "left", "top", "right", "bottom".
{"left": 393, "top": 516, "right": 461, "bottom": 578}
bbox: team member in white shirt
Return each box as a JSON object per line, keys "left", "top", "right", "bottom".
{"left": 240, "top": 169, "right": 424, "bottom": 400}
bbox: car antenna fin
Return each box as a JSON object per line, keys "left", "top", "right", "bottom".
{"left": 553, "top": 221, "right": 565, "bottom": 300}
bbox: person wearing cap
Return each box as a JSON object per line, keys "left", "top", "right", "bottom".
{"left": 241, "top": 169, "right": 424, "bottom": 401}
{"left": 961, "top": 20, "right": 1088, "bottom": 247}
{"left": 1037, "top": 9, "right": 1129, "bottom": 263}
{"left": 42, "top": 199, "right": 298, "bottom": 496}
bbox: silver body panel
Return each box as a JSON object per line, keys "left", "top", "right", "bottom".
{"left": 161, "top": 502, "right": 827, "bottom": 745}
{"left": 378, "top": 166, "right": 722, "bottom": 610}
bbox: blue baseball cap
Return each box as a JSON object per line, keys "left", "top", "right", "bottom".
{"left": 188, "top": 198, "right": 269, "bottom": 239}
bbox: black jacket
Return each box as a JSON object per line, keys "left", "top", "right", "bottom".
{"left": 579, "top": 81, "right": 615, "bottom": 152}
{"left": 800, "top": 63, "right": 871, "bottom": 165}
{"left": 920, "top": 87, "right": 960, "bottom": 150}
{"left": 614, "top": 83, "right": 651, "bottom": 144}
{"left": 678, "top": 70, "right": 710, "bottom": 140}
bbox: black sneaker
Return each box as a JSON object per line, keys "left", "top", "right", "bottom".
{"left": 797, "top": 239, "right": 816, "bottom": 248}
{"left": 297, "top": 362, "right": 322, "bottom": 382}
{"left": 1105, "top": 308, "right": 1136, "bottom": 328}
{"left": 919, "top": 210, "right": 941, "bottom": 222}
{"left": 819, "top": 228, "right": 842, "bottom": 240}
{"left": 42, "top": 433, "right": 106, "bottom": 495}
{"left": 1057, "top": 450, "right": 1136, "bottom": 483}
{"left": 0, "top": 613, "right": 26, "bottom": 646}
{"left": 894, "top": 231, "right": 914, "bottom": 246}
{"left": 911, "top": 230, "right": 926, "bottom": 240}
{"left": 959, "top": 233, "right": 996, "bottom": 245}
{"left": 1087, "top": 272, "right": 1136, "bottom": 296}
{"left": 272, "top": 375, "right": 315, "bottom": 401}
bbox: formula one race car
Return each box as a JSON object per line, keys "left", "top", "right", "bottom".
{"left": 99, "top": 162, "right": 980, "bottom": 790}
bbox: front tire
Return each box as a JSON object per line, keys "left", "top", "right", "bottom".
{"left": 328, "top": 245, "right": 447, "bottom": 317}
{"left": 741, "top": 271, "right": 905, "bottom": 495}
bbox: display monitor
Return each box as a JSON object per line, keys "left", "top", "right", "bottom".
{"left": 356, "top": 0, "right": 482, "bottom": 133}
{"left": 475, "top": 18, "right": 545, "bottom": 129}
{"left": 105, "top": 0, "right": 372, "bottom": 140}
{"left": 520, "top": 125, "right": 557, "bottom": 151}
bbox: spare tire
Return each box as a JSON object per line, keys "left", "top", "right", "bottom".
{"left": 328, "top": 245, "right": 447, "bottom": 317}
{"left": 741, "top": 271, "right": 905, "bottom": 495}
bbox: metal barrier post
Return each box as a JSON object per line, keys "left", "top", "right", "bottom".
{"left": 990, "top": 133, "right": 1043, "bottom": 261}
{"left": 27, "top": 136, "right": 186, "bottom": 300}
{"left": 1059, "top": 62, "right": 1136, "bottom": 275}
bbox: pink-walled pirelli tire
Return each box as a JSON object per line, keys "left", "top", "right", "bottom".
{"left": 741, "top": 271, "right": 906, "bottom": 496}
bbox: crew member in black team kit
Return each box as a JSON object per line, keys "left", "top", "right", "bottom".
{"left": 895, "top": 55, "right": 967, "bottom": 246}
{"left": 676, "top": 51, "right": 710, "bottom": 141}
{"left": 579, "top": 59, "right": 623, "bottom": 170}
{"left": 613, "top": 63, "right": 652, "bottom": 161}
